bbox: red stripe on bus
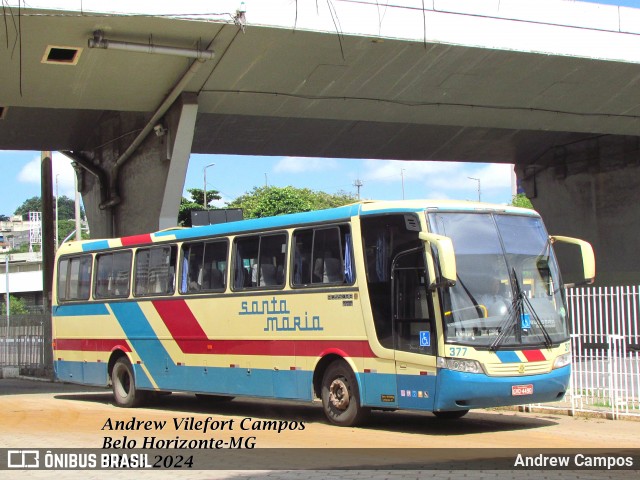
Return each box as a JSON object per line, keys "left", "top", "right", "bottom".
{"left": 54, "top": 338, "right": 131, "bottom": 352}
{"left": 152, "top": 299, "right": 210, "bottom": 354}
{"left": 121, "top": 233, "right": 153, "bottom": 246}
{"left": 54, "top": 337, "right": 375, "bottom": 359}
{"left": 174, "top": 339, "right": 376, "bottom": 358}
{"left": 522, "top": 349, "right": 545, "bottom": 362}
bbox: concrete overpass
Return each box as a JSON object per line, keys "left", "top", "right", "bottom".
{"left": 1, "top": 0, "right": 639, "bottom": 285}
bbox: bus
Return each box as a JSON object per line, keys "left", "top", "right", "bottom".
{"left": 52, "top": 200, "right": 595, "bottom": 426}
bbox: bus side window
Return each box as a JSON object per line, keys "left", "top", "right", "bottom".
{"left": 58, "top": 255, "right": 93, "bottom": 302}
{"left": 293, "top": 225, "right": 351, "bottom": 287}
{"left": 181, "top": 240, "right": 228, "bottom": 294}
{"left": 234, "top": 236, "right": 259, "bottom": 290}
{"left": 135, "top": 245, "right": 177, "bottom": 296}
{"left": 95, "top": 251, "right": 132, "bottom": 298}
{"left": 57, "top": 258, "right": 70, "bottom": 301}
{"left": 258, "top": 234, "right": 286, "bottom": 287}
{"left": 233, "top": 234, "right": 286, "bottom": 290}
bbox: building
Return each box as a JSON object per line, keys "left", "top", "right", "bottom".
{"left": 0, "top": 252, "right": 45, "bottom": 313}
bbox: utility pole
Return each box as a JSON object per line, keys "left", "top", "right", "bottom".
{"left": 41, "top": 151, "right": 55, "bottom": 378}
{"left": 401, "top": 169, "right": 406, "bottom": 200}
{"left": 353, "top": 178, "right": 363, "bottom": 200}
{"left": 203, "top": 162, "right": 215, "bottom": 209}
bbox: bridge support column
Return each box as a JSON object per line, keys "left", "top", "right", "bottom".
{"left": 71, "top": 93, "right": 198, "bottom": 238}
{"left": 159, "top": 93, "right": 198, "bottom": 230}
{"left": 518, "top": 146, "right": 640, "bottom": 286}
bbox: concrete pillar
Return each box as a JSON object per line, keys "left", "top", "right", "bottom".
{"left": 76, "top": 93, "right": 198, "bottom": 238}
{"left": 517, "top": 138, "right": 640, "bottom": 286}
{"left": 159, "top": 93, "right": 198, "bottom": 230}
{"left": 40, "top": 152, "right": 54, "bottom": 377}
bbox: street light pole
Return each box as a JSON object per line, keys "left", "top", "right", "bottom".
{"left": 401, "top": 169, "right": 406, "bottom": 200}
{"left": 468, "top": 176, "right": 481, "bottom": 202}
{"left": 203, "top": 163, "right": 215, "bottom": 210}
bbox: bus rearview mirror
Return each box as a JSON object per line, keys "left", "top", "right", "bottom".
{"left": 550, "top": 235, "right": 596, "bottom": 287}
{"left": 419, "top": 232, "right": 457, "bottom": 288}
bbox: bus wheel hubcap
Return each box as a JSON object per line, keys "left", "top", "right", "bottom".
{"left": 329, "top": 378, "right": 350, "bottom": 410}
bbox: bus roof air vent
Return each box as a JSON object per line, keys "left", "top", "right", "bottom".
{"left": 404, "top": 215, "right": 420, "bottom": 232}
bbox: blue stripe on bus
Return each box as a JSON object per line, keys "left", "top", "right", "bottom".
{"left": 153, "top": 204, "right": 361, "bottom": 242}
{"left": 53, "top": 303, "right": 110, "bottom": 316}
{"left": 109, "top": 302, "right": 176, "bottom": 390}
{"left": 81, "top": 240, "right": 111, "bottom": 251}
{"left": 495, "top": 351, "right": 521, "bottom": 363}
{"left": 54, "top": 359, "right": 313, "bottom": 400}
{"left": 76, "top": 205, "right": 362, "bottom": 253}
{"left": 105, "top": 302, "right": 279, "bottom": 395}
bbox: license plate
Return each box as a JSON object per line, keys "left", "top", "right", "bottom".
{"left": 512, "top": 384, "right": 533, "bottom": 396}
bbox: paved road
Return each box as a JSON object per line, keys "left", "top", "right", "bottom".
{"left": 0, "top": 378, "right": 637, "bottom": 479}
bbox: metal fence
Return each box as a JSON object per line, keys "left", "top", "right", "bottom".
{"left": 526, "top": 286, "right": 640, "bottom": 419}
{"left": 562, "top": 285, "right": 640, "bottom": 418}
{"left": 0, "top": 314, "right": 48, "bottom": 372}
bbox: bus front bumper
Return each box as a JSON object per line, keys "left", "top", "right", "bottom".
{"left": 433, "top": 365, "right": 571, "bottom": 411}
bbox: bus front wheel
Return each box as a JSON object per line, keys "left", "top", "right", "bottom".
{"left": 321, "top": 360, "right": 369, "bottom": 427}
{"left": 111, "top": 357, "right": 147, "bottom": 408}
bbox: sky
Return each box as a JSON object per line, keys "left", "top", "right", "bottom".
{"left": 0, "top": 151, "right": 515, "bottom": 217}
{"left": 1, "top": 0, "right": 638, "bottom": 218}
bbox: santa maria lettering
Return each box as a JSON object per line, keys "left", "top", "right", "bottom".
{"left": 238, "top": 297, "right": 323, "bottom": 332}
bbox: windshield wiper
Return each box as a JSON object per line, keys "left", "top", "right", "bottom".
{"left": 489, "top": 298, "right": 519, "bottom": 351}
{"left": 489, "top": 268, "right": 553, "bottom": 351}
{"left": 521, "top": 291, "right": 553, "bottom": 349}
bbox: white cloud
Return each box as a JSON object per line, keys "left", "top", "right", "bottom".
{"left": 17, "top": 152, "right": 78, "bottom": 199}
{"left": 274, "top": 157, "right": 340, "bottom": 173}
{"left": 362, "top": 160, "right": 473, "bottom": 183}
{"left": 356, "top": 159, "right": 513, "bottom": 202}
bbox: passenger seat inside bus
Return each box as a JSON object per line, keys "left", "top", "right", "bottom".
{"left": 209, "top": 267, "right": 224, "bottom": 289}
{"left": 323, "top": 258, "right": 343, "bottom": 283}
{"left": 260, "top": 264, "right": 277, "bottom": 286}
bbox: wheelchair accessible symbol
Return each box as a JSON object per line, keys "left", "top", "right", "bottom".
{"left": 419, "top": 331, "right": 431, "bottom": 347}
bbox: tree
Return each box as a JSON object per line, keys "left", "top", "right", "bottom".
{"left": 226, "top": 186, "right": 358, "bottom": 219}
{"left": 13, "top": 196, "right": 41, "bottom": 219}
{"left": 511, "top": 193, "right": 534, "bottom": 210}
{"left": 178, "top": 188, "right": 221, "bottom": 227}
{"left": 0, "top": 214, "right": 9, "bottom": 221}
{"left": 57, "top": 219, "right": 90, "bottom": 245}
{"left": 0, "top": 295, "right": 29, "bottom": 315}
{"left": 56, "top": 195, "right": 84, "bottom": 220}
{"left": 14, "top": 195, "right": 85, "bottom": 220}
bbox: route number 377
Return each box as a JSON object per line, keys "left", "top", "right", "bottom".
{"left": 449, "top": 347, "right": 468, "bottom": 357}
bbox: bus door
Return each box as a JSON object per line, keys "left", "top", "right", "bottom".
{"left": 392, "top": 248, "right": 437, "bottom": 410}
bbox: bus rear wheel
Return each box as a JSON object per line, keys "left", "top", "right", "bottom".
{"left": 321, "top": 360, "right": 369, "bottom": 427}
{"left": 111, "top": 357, "right": 147, "bottom": 408}
{"left": 433, "top": 409, "right": 469, "bottom": 419}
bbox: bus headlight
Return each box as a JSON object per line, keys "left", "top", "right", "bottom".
{"left": 437, "top": 357, "right": 484, "bottom": 374}
{"left": 553, "top": 353, "right": 571, "bottom": 369}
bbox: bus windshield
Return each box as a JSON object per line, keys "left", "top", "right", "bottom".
{"left": 428, "top": 211, "right": 568, "bottom": 349}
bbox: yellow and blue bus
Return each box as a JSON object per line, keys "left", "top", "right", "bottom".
{"left": 52, "top": 200, "right": 595, "bottom": 426}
